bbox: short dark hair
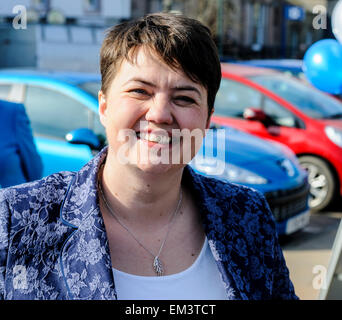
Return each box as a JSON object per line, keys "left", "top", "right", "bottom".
{"left": 100, "top": 12, "right": 221, "bottom": 115}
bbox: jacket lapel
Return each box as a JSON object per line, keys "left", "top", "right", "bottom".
{"left": 59, "top": 148, "right": 117, "bottom": 300}
{"left": 183, "top": 166, "right": 249, "bottom": 300}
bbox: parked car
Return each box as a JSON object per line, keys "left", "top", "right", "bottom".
{"left": 0, "top": 69, "right": 106, "bottom": 176}
{"left": 212, "top": 63, "right": 342, "bottom": 211}
{"left": 236, "top": 59, "right": 342, "bottom": 101}
{"left": 236, "top": 59, "right": 305, "bottom": 80}
{"left": 192, "top": 124, "right": 310, "bottom": 236}
{"left": 0, "top": 69, "right": 310, "bottom": 235}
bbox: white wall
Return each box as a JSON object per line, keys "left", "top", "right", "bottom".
{"left": 0, "top": 0, "right": 131, "bottom": 72}
{"left": 0, "top": 0, "right": 131, "bottom": 19}
{"left": 50, "top": 0, "right": 84, "bottom": 18}
{"left": 102, "top": 0, "right": 131, "bottom": 18}
{"left": 50, "top": 0, "right": 131, "bottom": 19}
{"left": 0, "top": 0, "right": 31, "bottom": 16}
{"left": 36, "top": 24, "right": 104, "bottom": 72}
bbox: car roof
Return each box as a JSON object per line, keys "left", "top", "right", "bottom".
{"left": 234, "top": 59, "right": 303, "bottom": 72}
{"left": 220, "top": 63, "right": 280, "bottom": 77}
{"left": 0, "top": 65, "right": 282, "bottom": 82}
{"left": 0, "top": 68, "right": 101, "bottom": 85}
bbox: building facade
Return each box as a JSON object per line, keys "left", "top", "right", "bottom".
{"left": 0, "top": 0, "right": 339, "bottom": 70}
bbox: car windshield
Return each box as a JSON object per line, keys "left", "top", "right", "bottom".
{"left": 249, "top": 74, "right": 342, "bottom": 119}
{"left": 77, "top": 81, "right": 101, "bottom": 99}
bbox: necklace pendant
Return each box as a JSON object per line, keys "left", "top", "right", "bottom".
{"left": 153, "top": 256, "right": 164, "bottom": 276}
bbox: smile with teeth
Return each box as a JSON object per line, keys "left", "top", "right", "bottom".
{"left": 137, "top": 132, "right": 171, "bottom": 145}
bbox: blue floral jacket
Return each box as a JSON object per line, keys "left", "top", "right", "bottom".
{"left": 0, "top": 147, "right": 298, "bottom": 300}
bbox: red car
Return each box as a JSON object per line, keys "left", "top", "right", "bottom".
{"left": 212, "top": 63, "right": 342, "bottom": 211}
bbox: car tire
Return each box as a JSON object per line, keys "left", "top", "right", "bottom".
{"left": 298, "top": 156, "right": 336, "bottom": 212}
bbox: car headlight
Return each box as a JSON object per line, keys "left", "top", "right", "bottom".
{"left": 325, "top": 126, "right": 342, "bottom": 147}
{"left": 224, "top": 163, "right": 268, "bottom": 184}
{"left": 191, "top": 157, "right": 268, "bottom": 184}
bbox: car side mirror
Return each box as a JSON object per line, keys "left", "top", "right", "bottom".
{"left": 66, "top": 128, "right": 101, "bottom": 150}
{"left": 243, "top": 107, "right": 267, "bottom": 122}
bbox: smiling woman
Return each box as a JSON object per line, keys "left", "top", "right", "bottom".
{"left": 0, "top": 12, "right": 298, "bottom": 300}
{"left": 99, "top": 46, "right": 209, "bottom": 175}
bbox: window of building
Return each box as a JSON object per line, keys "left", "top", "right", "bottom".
{"left": 30, "top": 0, "right": 49, "bottom": 13}
{"left": 83, "top": 0, "right": 101, "bottom": 13}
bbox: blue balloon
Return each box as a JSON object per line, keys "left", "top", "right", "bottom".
{"left": 303, "top": 39, "right": 342, "bottom": 94}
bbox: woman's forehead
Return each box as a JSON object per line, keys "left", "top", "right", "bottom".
{"left": 115, "top": 47, "right": 205, "bottom": 90}
{"left": 121, "top": 47, "right": 181, "bottom": 75}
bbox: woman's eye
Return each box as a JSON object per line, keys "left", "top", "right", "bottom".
{"left": 174, "top": 96, "right": 196, "bottom": 105}
{"left": 130, "top": 89, "right": 149, "bottom": 95}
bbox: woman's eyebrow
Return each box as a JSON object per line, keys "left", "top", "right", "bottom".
{"left": 124, "top": 78, "right": 156, "bottom": 87}
{"left": 173, "top": 85, "right": 202, "bottom": 98}
{"left": 124, "top": 78, "right": 202, "bottom": 98}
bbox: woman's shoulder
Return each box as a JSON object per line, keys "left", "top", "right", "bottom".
{"left": 188, "top": 168, "right": 274, "bottom": 229}
{"left": 0, "top": 170, "right": 76, "bottom": 209}
{"left": 188, "top": 167, "right": 266, "bottom": 206}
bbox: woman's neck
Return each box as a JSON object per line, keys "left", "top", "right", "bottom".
{"left": 99, "top": 152, "right": 185, "bottom": 229}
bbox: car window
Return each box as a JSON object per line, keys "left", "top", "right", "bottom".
{"left": 0, "top": 84, "right": 12, "bottom": 100}
{"left": 250, "top": 74, "right": 342, "bottom": 119}
{"left": 24, "top": 85, "right": 90, "bottom": 139}
{"left": 93, "top": 114, "right": 105, "bottom": 136}
{"left": 263, "top": 98, "right": 296, "bottom": 127}
{"left": 214, "top": 78, "right": 262, "bottom": 118}
{"left": 77, "top": 81, "right": 101, "bottom": 99}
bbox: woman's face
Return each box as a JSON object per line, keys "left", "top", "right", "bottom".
{"left": 99, "top": 46, "right": 212, "bottom": 174}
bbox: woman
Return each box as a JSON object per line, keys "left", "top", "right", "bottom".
{"left": 0, "top": 13, "right": 298, "bottom": 300}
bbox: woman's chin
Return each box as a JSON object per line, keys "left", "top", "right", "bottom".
{"left": 134, "top": 161, "right": 183, "bottom": 175}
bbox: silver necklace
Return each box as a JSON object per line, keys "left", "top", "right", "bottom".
{"left": 98, "top": 175, "right": 183, "bottom": 276}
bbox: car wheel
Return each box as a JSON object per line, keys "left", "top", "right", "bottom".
{"left": 299, "top": 156, "right": 336, "bottom": 212}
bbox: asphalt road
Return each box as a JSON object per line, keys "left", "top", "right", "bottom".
{"left": 280, "top": 197, "right": 342, "bottom": 300}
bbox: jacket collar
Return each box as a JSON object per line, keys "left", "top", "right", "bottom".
{"left": 59, "top": 147, "right": 242, "bottom": 300}
{"left": 60, "top": 147, "right": 107, "bottom": 229}
{"left": 182, "top": 167, "right": 242, "bottom": 299}
{"left": 59, "top": 147, "right": 116, "bottom": 299}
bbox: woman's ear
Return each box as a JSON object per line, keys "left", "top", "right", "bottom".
{"left": 206, "top": 108, "right": 215, "bottom": 130}
{"left": 98, "top": 90, "right": 107, "bottom": 127}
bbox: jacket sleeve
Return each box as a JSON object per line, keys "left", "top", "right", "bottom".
{"left": 15, "top": 103, "right": 43, "bottom": 182}
{"left": 259, "top": 194, "right": 299, "bottom": 300}
{"left": 0, "top": 190, "right": 10, "bottom": 300}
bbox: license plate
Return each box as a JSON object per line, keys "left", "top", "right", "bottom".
{"left": 285, "top": 210, "right": 310, "bottom": 235}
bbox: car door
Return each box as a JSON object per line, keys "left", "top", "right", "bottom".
{"left": 212, "top": 77, "right": 305, "bottom": 151}
{"left": 213, "top": 78, "right": 273, "bottom": 139}
{"left": 23, "top": 84, "right": 96, "bottom": 176}
{"left": 260, "top": 96, "right": 306, "bottom": 151}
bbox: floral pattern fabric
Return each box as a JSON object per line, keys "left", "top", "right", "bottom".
{"left": 0, "top": 147, "right": 298, "bottom": 300}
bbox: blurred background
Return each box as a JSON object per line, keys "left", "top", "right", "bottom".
{"left": 0, "top": 0, "right": 338, "bottom": 71}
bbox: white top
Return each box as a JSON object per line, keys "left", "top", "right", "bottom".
{"left": 112, "top": 236, "right": 229, "bottom": 300}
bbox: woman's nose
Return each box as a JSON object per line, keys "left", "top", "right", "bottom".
{"left": 144, "top": 95, "right": 173, "bottom": 124}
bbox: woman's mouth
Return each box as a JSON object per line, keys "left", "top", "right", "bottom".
{"left": 137, "top": 132, "right": 171, "bottom": 145}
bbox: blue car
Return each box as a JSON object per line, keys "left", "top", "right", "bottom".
{"left": 0, "top": 69, "right": 310, "bottom": 236}
{"left": 192, "top": 124, "right": 310, "bottom": 236}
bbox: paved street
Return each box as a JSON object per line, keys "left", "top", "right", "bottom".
{"left": 281, "top": 198, "right": 342, "bottom": 300}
